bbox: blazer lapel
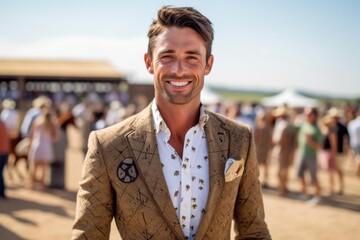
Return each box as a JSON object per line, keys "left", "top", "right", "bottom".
{"left": 125, "top": 105, "right": 184, "bottom": 239}
{"left": 195, "top": 112, "right": 229, "bottom": 240}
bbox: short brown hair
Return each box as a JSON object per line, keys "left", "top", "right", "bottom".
{"left": 304, "top": 107, "right": 318, "bottom": 117}
{"left": 147, "top": 6, "right": 214, "bottom": 61}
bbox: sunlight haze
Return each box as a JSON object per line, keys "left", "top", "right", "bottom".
{"left": 0, "top": 0, "right": 359, "bottom": 98}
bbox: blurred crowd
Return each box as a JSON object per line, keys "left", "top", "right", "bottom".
{"left": 0, "top": 92, "right": 145, "bottom": 196}
{"left": 0, "top": 92, "right": 360, "bottom": 205}
{"left": 207, "top": 99, "right": 360, "bottom": 205}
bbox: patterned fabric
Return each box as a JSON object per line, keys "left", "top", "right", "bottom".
{"left": 152, "top": 102, "right": 209, "bottom": 239}
{"left": 72, "top": 103, "right": 272, "bottom": 240}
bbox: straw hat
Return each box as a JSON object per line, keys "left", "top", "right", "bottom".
{"left": 272, "top": 106, "right": 291, "bottom": 117}
{"left": 32, "top": 96, "right": 52, "bottom": 108}
{"left": 327, "top": 107, "right": 343, "bottom": 118}
{"left": 322, "top": 114, "right": 335, "bottom": 126}
{"left": 2, "top": 98, "right": 16, "bottom": 109}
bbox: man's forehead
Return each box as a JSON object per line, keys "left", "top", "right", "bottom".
{"left": 153, "top": 27, "right": 206, "bottom": 53}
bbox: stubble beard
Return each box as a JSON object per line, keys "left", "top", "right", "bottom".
{"left": 157, "top": 75, "right": 203, "bottom": 105}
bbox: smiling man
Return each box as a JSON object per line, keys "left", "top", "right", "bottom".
{"left": 72, "top": 6, "right": 271, "bottom": 240}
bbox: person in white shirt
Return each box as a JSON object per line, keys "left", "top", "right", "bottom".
{"left": 348, "top": 108, "right": 360, "bottom": 177}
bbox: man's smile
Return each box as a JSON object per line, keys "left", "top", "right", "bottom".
{"left": 168, "top": 81, "right": 191, "bottom": 87}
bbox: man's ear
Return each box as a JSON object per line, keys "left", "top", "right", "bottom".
{"left": 144, "top": 53, "right": 154, "bottom": 74}
{"left": 204, "top": 55, "right": 214, "bottom": 75}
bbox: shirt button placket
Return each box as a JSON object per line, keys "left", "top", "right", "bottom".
{"left": 181, "top": 141, "right": 192, "bottom": 238}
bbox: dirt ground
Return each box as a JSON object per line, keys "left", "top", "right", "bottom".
{"left": 1, "top": 126, "right": 359, "bottom": 240}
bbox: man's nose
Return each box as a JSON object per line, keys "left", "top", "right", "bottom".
{"left": 171, "top": 59, "right": 186, "bottom": 74}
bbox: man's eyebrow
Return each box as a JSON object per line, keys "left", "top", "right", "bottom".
{"left": 159, "top": 49, "right": 201, "bottom": 55}
{"left": 186, "top": 50, "right": 201, "bottom": 55}
{"left": 159, "top": 49, "right": 175, "bottom": 54}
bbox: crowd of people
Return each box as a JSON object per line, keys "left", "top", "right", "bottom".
{"left": 0, "top": 92, "right": 359, "bottom": 204}
{"left": 204, "top": 99, "right": 360, "bottom": 205}
{"left": 0, "top": 92, "right": 143, "bottom": 196}
{"left": 212, "top": 100, "right": 360, "bottom": 206}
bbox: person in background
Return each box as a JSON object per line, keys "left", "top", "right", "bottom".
{"left": 72, "top": 6, "right": 271, "bottom": 240}
{"left": 0, "top": 119, "right": 10, "bottom": 198}
{"left": 318, "top": 115, "right": 339, "bottom": 195}
{"left": 348, "top": 107, "right": 360, "bottom": 177}
{"left": 272, "top": 106, "right": 298, "bottom": 196}
{"left": 50, "top": 101, "right": 75, "bottom": 189}
{"left": 72, "top": 98, "right": 94, "bottom": 155}
{"left": 0, "top": 98, "right": 20, "bottom": 142}
{"left": 327, "top": 107, "right": 348, "bottom": 194}
{"left": 254, "top": 111, "right": 273, "bottom": 188}
{"left": 20, "top": 95, "right": 52, "bottom": 138}
{"left": 1, "top": 98, "right": 21, "bottom": 179}
{"left": 234, "top": 102, "right": 256, "bottom": 130}
{"left": 296, "top": 107, "right": 323, "bottom": 205}
{"left": 105, "top": 100, "right": 125, "bottom": 126}
{"left": 27, "top": 108, "right": 58, "bottom": 190}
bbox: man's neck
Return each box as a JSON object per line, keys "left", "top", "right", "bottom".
{"left": 155, "top": 97, "right": 201, "bottom": 157}
{"left": 156, "top": 98, "right": 200, "bottom": 133}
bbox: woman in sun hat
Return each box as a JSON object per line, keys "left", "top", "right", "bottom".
{"left": 318, "top": 114, "right": 341, "bottom": 195}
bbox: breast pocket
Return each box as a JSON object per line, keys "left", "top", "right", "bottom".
{"left": 224, "top": 158, "right": 245, "bottom": 183}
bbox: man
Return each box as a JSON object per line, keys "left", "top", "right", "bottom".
{"left": 296, "top": 107, "right": 322, "bottom": 205}
{"left": 72, "top": 6, "right": 271, "bottom": 240}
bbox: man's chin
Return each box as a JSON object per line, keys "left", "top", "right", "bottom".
{"left": 167, "top": 95, "right": 200, "bottom": 106}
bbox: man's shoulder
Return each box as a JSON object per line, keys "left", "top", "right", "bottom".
{"left": 95, "top": 106, "right": 150, "bottom": 140}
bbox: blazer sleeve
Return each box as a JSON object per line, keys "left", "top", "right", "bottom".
{"left": 72, "top": 131, "right": 114, "bottom": 240}
{"left": 233, "top": 130, "right": 272, "bottom": 240}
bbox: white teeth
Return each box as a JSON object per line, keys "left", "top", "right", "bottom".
{"left": 170, "top": 81, "right": 188, "bottom": 87}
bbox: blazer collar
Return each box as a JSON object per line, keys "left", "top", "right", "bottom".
{"left": 126, "top": 104, "right": 184, "bottom": 239}
{"left": 195, "top": 110, "right": 230, "bottom": 240}
{"left": 126, "top": 104, "right": 230, "bottom": 240}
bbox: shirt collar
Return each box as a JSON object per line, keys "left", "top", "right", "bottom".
{"left": 151, "top": 100, "right": 209, "bottom": 134}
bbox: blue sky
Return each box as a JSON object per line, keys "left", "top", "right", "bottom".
{"left": 0, "top": 0, "right": 359, "bottom": 97}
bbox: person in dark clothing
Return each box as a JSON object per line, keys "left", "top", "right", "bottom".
{"left": 327, "top": 107, "right": 349, "bottom": 194}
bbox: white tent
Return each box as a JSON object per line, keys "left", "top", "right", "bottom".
{"left": 261, "top": 88, "right": 318, "bottom": 108}
{"left": 201, "top": 86, "right": 222, "bottom": 105}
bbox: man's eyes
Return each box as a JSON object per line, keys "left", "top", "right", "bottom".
{"left": 187, "top": 55, "right": 199, "bottom": 60}
{"left": 159, "top": 55, "right": 199, "bottom": 61}
{"left": 161, "top": 55, "right": 173, "bottom": 60}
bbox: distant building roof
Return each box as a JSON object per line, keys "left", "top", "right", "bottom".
{"left": 0, "top": 59, "right": 124, "bottom": 78}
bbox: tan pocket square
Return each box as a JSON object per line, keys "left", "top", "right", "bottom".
{"left": 224, "top": 158, "right": 245, "bottom": 182}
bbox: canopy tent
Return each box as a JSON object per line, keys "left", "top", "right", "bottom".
{"left": 261, "top": 88, "right": 318, "bottom": 108}
{"left": 201, "top": 86, "right": 222, "bottom": 105}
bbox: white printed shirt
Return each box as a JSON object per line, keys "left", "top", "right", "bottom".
{"left": 152, "top": 102, "right": 209, "bottom": 240}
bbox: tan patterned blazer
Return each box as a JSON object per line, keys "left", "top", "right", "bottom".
{"left": 72, "top": 104, "right": 271, "bottom": 240}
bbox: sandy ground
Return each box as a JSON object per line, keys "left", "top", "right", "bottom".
{"left": 1, "top": 126, "right": 359, "bottom": 240}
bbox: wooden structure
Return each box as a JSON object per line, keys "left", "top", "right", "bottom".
{"left": 0, "top": 59, "right": 127, "bottom": 109}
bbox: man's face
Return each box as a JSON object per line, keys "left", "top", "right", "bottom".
{"left": 305, "top": 108, "right": 317, "bottom": 124}
{"left": 144, "top": 27, "right": 213, "bottom": 105}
